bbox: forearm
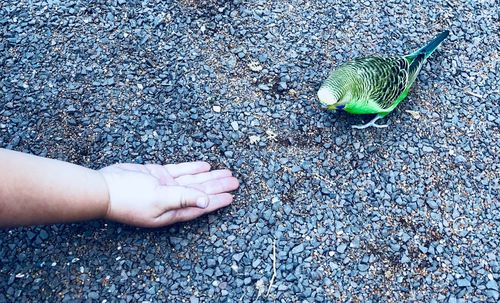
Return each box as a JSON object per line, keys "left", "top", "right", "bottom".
{"left": 0, "top": 148, "right": 109, "bottom": 227}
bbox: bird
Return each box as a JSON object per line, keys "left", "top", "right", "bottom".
{"left": 317, "top": 30, "right": 449, "bottom": 129}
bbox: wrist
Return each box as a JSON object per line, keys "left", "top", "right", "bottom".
{"left": 95, "top": 169, "right": 112, "bottom": 220}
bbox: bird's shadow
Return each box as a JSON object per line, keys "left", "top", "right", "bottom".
{"left": 318, "top": 108, "right": 380, "bottom": 130}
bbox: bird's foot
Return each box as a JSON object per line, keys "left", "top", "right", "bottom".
{"left": 352, "top": 115, "right": 388, "bottom": 129}
{"left": 352, "top": 122, "right": 388, "bottom": 129}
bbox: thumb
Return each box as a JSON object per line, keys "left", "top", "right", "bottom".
{"left": 156, "top": 185, "right": 209, "bottom": 210}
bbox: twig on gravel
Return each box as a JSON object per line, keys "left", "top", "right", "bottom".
{"left": 313, "top": 173, "right": 340, "bottom": 188}
{"left": 464, "top": 90, "right": 484, "bottom": 99}
{"left": 266, "top": 239, "right": 277, "bottom": 297}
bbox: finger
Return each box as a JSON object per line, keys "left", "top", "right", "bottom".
{"left": 187, "top": 176, "right": 240, "bottom": 195}
{"left": 156, "top": 185, "right": 210, "bottom": 210}
{"left": 154, "top": 193, "right": 233, "bottom": 226}
{"left": 164, "top": 161, "right": 211, "bottom": 178}
{"left": 175, "top": 169, "right": 233, "bottom": 186}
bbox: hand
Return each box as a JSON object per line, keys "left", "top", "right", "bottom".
{"left": 99, "top": 162, "right": 239, "bottom": 227}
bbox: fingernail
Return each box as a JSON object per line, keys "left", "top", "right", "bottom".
{"left": 197, "top": 197, "right": 209, "bottom": 208}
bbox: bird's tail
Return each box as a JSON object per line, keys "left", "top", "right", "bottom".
{"left": 407, "top": 30, "right": 450, "bottom": 60}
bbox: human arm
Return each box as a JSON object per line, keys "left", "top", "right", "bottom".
{"left": 0, "top": 148, "right": 239, "bottom": 228}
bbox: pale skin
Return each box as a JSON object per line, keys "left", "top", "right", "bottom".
{"left": 0, "top": 148, "right": 240, "bottom": 228}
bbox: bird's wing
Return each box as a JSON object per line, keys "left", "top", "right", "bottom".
{"left": 349, "top": 57, "right": 410, "bottom": 111}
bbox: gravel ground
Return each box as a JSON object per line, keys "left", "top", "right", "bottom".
{"left": 1, "top": 0, "right": 499, "bottom": 302}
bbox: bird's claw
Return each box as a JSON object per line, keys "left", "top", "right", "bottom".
{"left": 352, "top": 115, "right": 388, "bottom": 129}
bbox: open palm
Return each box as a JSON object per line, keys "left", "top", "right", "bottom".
{"left": 100, "top": 161, "right": 239, "bottom": 227}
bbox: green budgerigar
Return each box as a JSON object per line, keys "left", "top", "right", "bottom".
{"left": 317, "top": 30, "right": 449, "bottom": 129}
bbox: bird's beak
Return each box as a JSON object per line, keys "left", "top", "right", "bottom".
{"left": 319, "top": 102, "right": 338, "bottom": 110}
{"left": 319, "top": 102, "right": 329, "bottom": 110}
